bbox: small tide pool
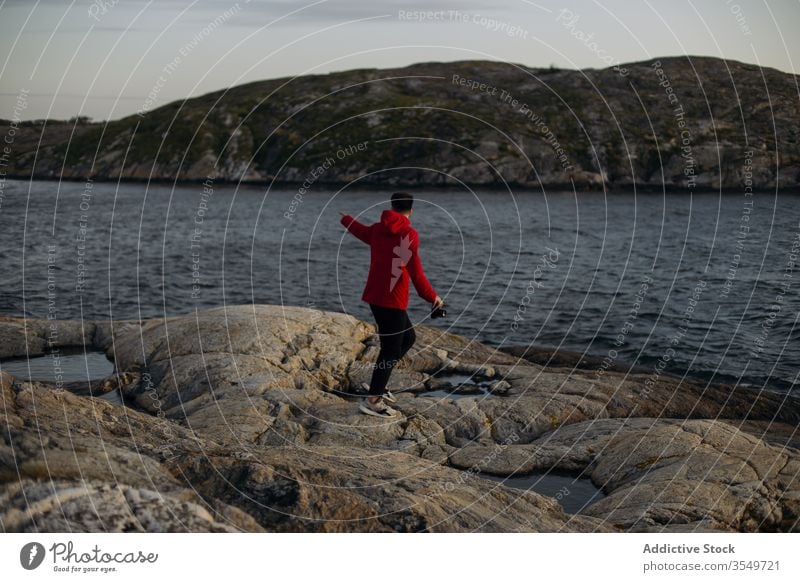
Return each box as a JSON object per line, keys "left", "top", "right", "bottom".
{"left": 482, "top": 471, "right": 606, "bottom": 514}
{"left": 1, "top": 348, "right": 121, "bottom": 405}
{"left": 419, "top": 371, "right": 498, "bottom": 400}
{"left": 1, "top": 348, "right": 114, "bottom": 382}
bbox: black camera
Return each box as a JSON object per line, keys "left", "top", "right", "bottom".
{"left": 431, "top": 302, "right": 447, "bottom": 319}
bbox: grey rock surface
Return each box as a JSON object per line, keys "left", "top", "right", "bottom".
{"left": 1, "top": 304, "right": 798, "bottom": 532}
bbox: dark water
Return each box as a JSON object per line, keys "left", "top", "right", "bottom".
{"left": 1, "top": 179, "right": 798, "bottom": 391}
{"left": 1, "top": 348, "right": 114, "bottom": 382}
{"left": 0, "top": 349, "right": 122, "bottom": 405}
{"left": 481, "top": 471, "right": 606, "bottom": 514}
{"left": 421, "top": 371, "right": 495, "bottom": 399}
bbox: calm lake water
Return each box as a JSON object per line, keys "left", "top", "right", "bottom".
{"left": 1, "top": 179, "right": 798, "bottom": 391}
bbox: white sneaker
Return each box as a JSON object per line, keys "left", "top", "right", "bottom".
{"left": 359, "top": 398, "right": 398, "bottom": 418}
{"left": 359, "top": 383, "right": 396, "bottom": 403}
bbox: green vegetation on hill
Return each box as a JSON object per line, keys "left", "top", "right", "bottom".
{"left": 2, "top": 57, "right": 797, "bottom": 190}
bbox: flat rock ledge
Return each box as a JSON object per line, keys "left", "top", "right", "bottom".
{"left": 1, "top": 305, "right": 799, "bottom": 533}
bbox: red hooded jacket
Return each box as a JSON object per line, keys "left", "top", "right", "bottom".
{"left": 341, "top": 209, "right": 437, "bottom": 310}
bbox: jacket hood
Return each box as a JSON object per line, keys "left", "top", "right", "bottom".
{"left": 379, "top": 209, "right": 410, "bottom": 234}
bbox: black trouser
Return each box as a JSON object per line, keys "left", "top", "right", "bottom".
{"left": 368, "top": 303, "right": 416, "bottom": 397}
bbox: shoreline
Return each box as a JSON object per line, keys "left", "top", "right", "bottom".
{"left": 498, "top": 343, "right": 799, "bottom": 396}
{"left": 1, "top": 306, "right": 795, "bottom": 394}
{"left": 4, "top": 174, "right": 798, "bottom": 194}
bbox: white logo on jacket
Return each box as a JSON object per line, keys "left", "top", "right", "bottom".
{"left": 390, "top": 235, "right": 413, "bottom": 291}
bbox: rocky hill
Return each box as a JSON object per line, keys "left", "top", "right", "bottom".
{"left": 2, "top": 56, "right": 798, "bottom": 190}
{"left": 1, "top": 305, "right": 799, "bottom": 532}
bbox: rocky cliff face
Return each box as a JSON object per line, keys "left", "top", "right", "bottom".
{"left": 1, "top": 305, "right": 798, "bottom": 532}
{"left": 2, "top": 57, "right": 797, "bottom": 190}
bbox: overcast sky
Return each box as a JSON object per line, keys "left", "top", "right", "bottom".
{"left": 1, "top": 0, "right": 798, "bottom": 121}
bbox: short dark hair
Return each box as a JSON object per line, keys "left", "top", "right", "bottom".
{"left": 391, "top": 192, "right": 413, "bottom": 212}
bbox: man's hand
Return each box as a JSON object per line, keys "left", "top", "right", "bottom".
{"left": 433, "top": 295, "right": 444, "bottom": 309}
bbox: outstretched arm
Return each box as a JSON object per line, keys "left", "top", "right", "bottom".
{"left": 406, "top": 231, "right": 439, "bottom": 304}
{"left": 340, "top": 213, "right": 371, "bottom": 244}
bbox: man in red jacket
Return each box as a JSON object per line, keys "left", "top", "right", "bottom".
{"left": 340, "top": 192, "right": 444, "bottom": 418}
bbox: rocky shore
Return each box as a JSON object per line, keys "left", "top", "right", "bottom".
{"left": 1, "top": 305, "right": 799, "bottom": 532}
